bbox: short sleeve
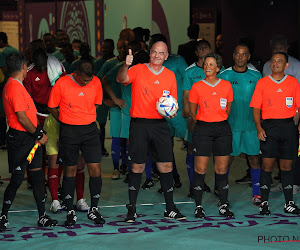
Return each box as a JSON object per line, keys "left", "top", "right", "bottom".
{"left": 189, "top": 83, "right": 199, "bottom": 104}
{"left": 250, "top": 79, "right": 263, "bottom": 109}
{"left": 48, "top": 79, "right": 62, "bottom": 108}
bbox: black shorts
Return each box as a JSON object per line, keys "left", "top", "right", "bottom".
{"left": 58, "top": 122, "right": 101, "bottom": 166}
{"left": 260, "top": 118, "right": 298, "bottom": 160}
{"left": 192, "top": 120, "right": 232, "bottom": 157}
{"left": 6, "top": 128, "right": 42, "bottom": 174}
{"left": 128, "top": 118, "right": 173, "bottom": 164}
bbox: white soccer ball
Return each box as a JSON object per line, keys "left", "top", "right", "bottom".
{"left": 156, "top": 95, "right": 178, "bottom": 117}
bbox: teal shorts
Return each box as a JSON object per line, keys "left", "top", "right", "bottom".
{"left": 167, "top": 113, "right": 187, "bottom": 138}
{"left": 96, "top": 104, "right": 110, "bottom": 124}
{"left": 110, "top": 108, "right": 122, "bottom": 137}
{"left": 231, "top": 130, "right": 260, "bottom": 156}
{"left": 120, "top": 113, "right": 131, "bottom": 139}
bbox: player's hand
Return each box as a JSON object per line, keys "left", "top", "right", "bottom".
{"left": 187, "top": 117, "right": 196, "bottom": 132}
{"left": 257, "top": 127, "right": 266, "bottom": 141}
{"left": 113, "top": 98, "right": 127, "bottom": 109}
{"left": 38, "top": 133, "right": 48, "bottom": 145}
{"left": 126, "top": 49, "right": 133, "bottom": 66}
{"left": 166, "top": 112, "right": 177, "bottom": 119}
{"left": 294, "top": 112, "right": 299, "bottom": 125}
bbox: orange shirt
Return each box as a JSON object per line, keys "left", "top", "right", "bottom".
{"left": 48, "top": 74, "right": 103, "bottom": 125}
{"left": 126, "top": 63, "right": 177, "bottom": 119}
{"left": 3, "top": 77, "right": 38, "bottom": 131}
{"left": 250, "top": 75, "right": 300, "bottom": 119}
{"left": 189, "top": 79, "right": 233, "bottom": 122}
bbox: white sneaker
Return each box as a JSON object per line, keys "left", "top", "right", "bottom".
{"left": 50, "top": 200, "right": 62, "bottom": 213}
{"left": 270, "top": 183, "right": 283, "bottom": 192}
{"left": 293, "top": 185, "right": 300, "bottom": 195}
{"left": 76, "top": 198, "right": 90, "bottom": 212}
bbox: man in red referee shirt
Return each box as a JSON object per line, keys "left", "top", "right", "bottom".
{"left": 117, "top": 41, "right": 186, "bottom": 222}
{"left": 48, "top": 60, "right": 105, "bottom": 226}
{"left": 250, "top": 52, "right": 300, "bottom": 215}
{"left": 0, "top": 52, "right": 57, "bottom": 231}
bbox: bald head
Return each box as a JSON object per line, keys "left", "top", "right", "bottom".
{"left": 149, "top": 41, "right": 169, "bottom": 66}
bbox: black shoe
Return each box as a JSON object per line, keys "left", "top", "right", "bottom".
{"left": 284, "top": 201, "right": 300, "bottom": 215}
{"left": 219, "top": 204, "right": 234, "bottom": 217}
{"left": 235, "top": 174, "right": 252, "bottom": 184}
{"left": 164, "top": 206, "right": 186, "bottom": 220}
{"left": 0, "top": 215, "right": 8, "bottom": 232}
{"left": 125, "top": 204, "right": 137, "bottom": 223}
{"left": 174, "top": 175, "right": 182, "bottom": 188}
{"left": 38, "top": 213, "right": 58, "bottom": 227}
{"left": 194, "top": 205, "right": 205, "bottom": 218}
{"left": 65, "top": 210, "right": 77, "bottom": 226}
{"left": 188, "top": 188, "right": 195, "bottom": 199}
{"left": 124, "top": 173, "right": 129, "bottom": 183}
{"left": 204, "top": 182, "right": 211, "bottom": 193}
{"left": 152, "top": 171, "right": 160, "bottom": 180}
{"left": 120, "top": 164, "right": 128, "bottom": 175}
{"left": 142, "top": 179, "right": 154, "bottom": 189}
{"left": 102, "top": 148, "right": 109, "bottom": 157}
{"left": 87, "top": 207, "right": 105, "bottom": 224}
{"left": 259, "top": 201, "right": 271, "bottom": 216}
{"left": 217, "top": 199, "right": 230, "bottom": 207}
{"left": 214, "top": 189, "right": 219, "bottom": 197}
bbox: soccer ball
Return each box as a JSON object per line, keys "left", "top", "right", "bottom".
{"left": 156, "top": 95, "right": 178, "bottom": 117}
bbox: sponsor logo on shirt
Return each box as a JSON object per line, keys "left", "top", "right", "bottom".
{"left": 154, "top": 80, "right": 160, "bottom": 84}
{"left": 231, "top": 81, "right": 238, "bottom": 85}
{"left": 35, "top": 77, "right": 40, "bottom": 81}
{"left": 78, "top": 92, "right": 84, "bottom": 96}
{"left": 163, "top": 90, "right": 170, "bottom": 96}
{"left": 220, "top": 98, "right": 227, "bottom": 109}
{"left": 277, "top": 88, "right": 282, "bottom": 92}
{"left": 212, "top": 92, "right": 217, "bottom": 95}
{"left": 286, "top": 97, "right": 293, "bottom": 108}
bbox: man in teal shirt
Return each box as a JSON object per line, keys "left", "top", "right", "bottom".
{"left": 220, "top": 42, "right": 262, "bottom": 205}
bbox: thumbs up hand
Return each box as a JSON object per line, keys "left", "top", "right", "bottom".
{"left": 126, "top": 49, "right": 133, "bottom": 66}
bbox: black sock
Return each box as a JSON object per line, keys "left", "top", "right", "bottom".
{"left": 128, "top": 173, "right": 142, "bottom": 205}
{"left": 89, "top": 176, "right": 102, "bottom": 208}
{"left": 193, "top": 172, "right": 205, "bottom": 206}
{"left": 160, "top": 172, "right": 174, "bottom": 210}
{"left": 1, "top": 173, "right": 24, "bottom": 217}
{"left": 216, "top": 173, "right": 229, "bottom": 205}
{"left": 260, "top": 170, "right": 272, "bottom": 202}
{"left": 62, "top": 176, "right": 75, "bottom": 211}
{"left": 281, "top": 170, "right": 293, "bottom": 203}
{"left": 30, "top": 170, "right": 46, "bottom": 217}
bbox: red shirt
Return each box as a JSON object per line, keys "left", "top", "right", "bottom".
{"left": 23, "top": 64, "right": 66, "bottom": 105}
{"left": 250, "top": 75, "right": 300, "bottom": 119}
{"left": 3, "top": 77, "right": 37, "bottom": 131}
{"left": 189, "top": 79, "right": 233, "bottom": 122}
{"left": 48, "top": 74, "right": 103, "bottom": 125}
{"left": 126, "top": 63, "right": 177, "bottom": 119}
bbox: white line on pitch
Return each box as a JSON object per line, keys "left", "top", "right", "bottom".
{"left": 8, "top": 201, "right": 194, "bottom": 213}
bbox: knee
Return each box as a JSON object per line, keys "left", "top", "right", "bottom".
{"left": 9, "top": 173, "right": 24, "bottom": 190}
{"left": 215, "top": 168, "right": 227, "bottom": 175}
{"left": 64, "top": 166, "right": 77, "bottom": 177}
{"left": 28, "top": 169, "right": 43, "bottom": 184}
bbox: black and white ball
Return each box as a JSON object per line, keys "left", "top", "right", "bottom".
{"left": 156, "top": 95, "right": 178, "bottom": 117}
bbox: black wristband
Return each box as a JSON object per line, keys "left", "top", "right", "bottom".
{"left": 32, "top": 125, "right": 44, "bottom": 140}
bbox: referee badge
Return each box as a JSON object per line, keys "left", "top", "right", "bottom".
{"left": 220, "top": 98, "right": 227, "bottom": 109}
{"left": 286, "top": 97, "right": 293, "bottom": 108}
